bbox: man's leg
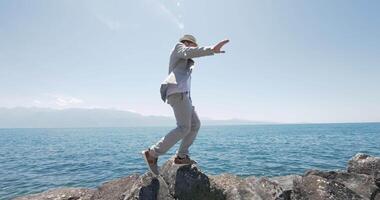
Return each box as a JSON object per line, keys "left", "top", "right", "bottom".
{"left": 176, "top": 105, "right": 201, "bottom": 158}
{"left": 149, "top": 93, "right": 193, "bottom": 158}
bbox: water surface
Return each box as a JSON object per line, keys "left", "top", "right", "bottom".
{"left": 1, "top": 123, "right": 379, "bottom": 199}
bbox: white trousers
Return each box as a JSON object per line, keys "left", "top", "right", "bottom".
{"left": 150, "top": 92, "right": 201, "bottom": 158}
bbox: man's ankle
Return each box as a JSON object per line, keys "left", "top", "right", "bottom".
{"left": 148, "top": 149, "right": 157, "bottom": 158}
{"left": 176, "top": 154, "right": 187, "bottom": 159}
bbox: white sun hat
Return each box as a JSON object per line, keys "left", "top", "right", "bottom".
{"left": 179, "top": 34, "right": 198, "bottom": 46}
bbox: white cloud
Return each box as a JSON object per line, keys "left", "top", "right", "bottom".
{"left": 44, "top": 93, "right": 84, "bottom": 107}
{"left": 55, "top": 96, "right": 83, "bottom": 107}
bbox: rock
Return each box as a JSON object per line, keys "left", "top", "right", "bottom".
{"left": 347, "top": 153, "right": 380, "bottom": 187}
{"left": 209, "top": 173, "right": 288, "bottom": 200}
{"left": 209, "top": 173, "right": 259, "bottom": 199}
{"left": 122, "top": 171, "right": 174, "bottom": 200}
{"left": 348, "top": 153, "right": 380, "bottom": 178}
{"left": 159, "top": 156, "right": 225, "bottom": 200}
{"left": 90, "top": 174, "right": 140, "bottom": 200}
{"left": 13, "top": 187, "right": 95, "bottom": 200}
{"left": 245, "top": 176, "right": 288, "bottom": 199}
{"left": 305, "top": 169, "right": 379, "bottom": 199}
{"left": 293, "top": 174, "right": 364, "bottom": 200}
{"left": 269, "top": 175, "right": 302, "bottom": 199}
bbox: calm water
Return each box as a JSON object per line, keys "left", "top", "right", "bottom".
{"left": 1, "top": 123, "right": 379, "bottom": 200}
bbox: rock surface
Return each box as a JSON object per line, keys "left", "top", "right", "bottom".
{"left": 348, "top": 153, "right": 380, "bottom": 188}
{"left": 12, "top": 188, "right": 96, "bottom": 200}
{"left": 13, "top": 153, "right": 380, "bottom": 200}
{"left": 303, "top": 170, "right": 378, "bottom": 199}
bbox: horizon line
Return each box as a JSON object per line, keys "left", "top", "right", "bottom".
{"left": 0, "top": 106, "right": 379, "bottom": 125}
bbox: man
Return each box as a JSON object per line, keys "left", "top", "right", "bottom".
{"left": 142, "top": 34, "right": 229, "bottom": 175}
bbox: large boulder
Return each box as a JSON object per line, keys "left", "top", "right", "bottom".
{"left": 159, "top": 156, "right": 225, "bottom": 200}
{"left": 13, "top": 187, "right": 95, "bottom": 200}
{"left": 348, "top": 153, "right": 380, "bottom": 187}
{"left": 209, "top": 173, "right": 289, "bottom": 200}
{"left": 245, "top": 176, "right": 288, "bottom": 199}
{"left": 292, "top": 174, "right": 364, "bottom": 200}
{"left": 269, "top": 174, "right": 302, "bottom": 198}
{"left": 209, "top": 173, "right": 258, "bottom": 199}
{"left": 90, "top": 174, "right": 142, "bottom": 200}
{"left": 121, "top": 171, "right": 174, "bottom": 200}
{"left": 305, "top": 169, "right": 379, "bottom": 199}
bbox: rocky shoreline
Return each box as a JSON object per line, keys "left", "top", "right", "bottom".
{"left": 13, "top": 153, "right": 380, "bottom": 200}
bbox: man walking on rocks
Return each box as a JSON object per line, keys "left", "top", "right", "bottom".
{"left": 142, "top": 34, "right": 229, "bottom": 175}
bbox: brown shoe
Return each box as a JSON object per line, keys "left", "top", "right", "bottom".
{"left": 141, "top": 148, "right": 159, "bottom": 175}
{"left": 173, "top": 154, "right": 197, "bottom": 165}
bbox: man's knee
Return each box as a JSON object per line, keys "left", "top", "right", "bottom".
{"left": 192, "top": 120, "right": 201, "bottom": 132}
{"left": 177, "top": 124, "right": 191, "bottom": 135}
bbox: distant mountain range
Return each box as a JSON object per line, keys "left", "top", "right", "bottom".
{"left": 0, "top": 107, "right": 273, "bottom": 128}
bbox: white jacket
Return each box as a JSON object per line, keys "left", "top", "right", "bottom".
{"left": 160, "top": 42, "right": 214, "bottom": 102}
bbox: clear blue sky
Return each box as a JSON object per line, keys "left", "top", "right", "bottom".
{"left": 0, "top": 0, "right": 379, "bottom": 123}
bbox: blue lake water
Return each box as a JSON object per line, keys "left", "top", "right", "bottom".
{"left": 1, "top": 123, "right": 379, "bottom": 199}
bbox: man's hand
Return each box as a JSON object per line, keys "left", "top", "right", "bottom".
{"left": 212, "top": 39, "right": 230, "bottom": 53}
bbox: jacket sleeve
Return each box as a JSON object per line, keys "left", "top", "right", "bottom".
{"left": 173, "top": 42, "right": 215, "bottom": 59}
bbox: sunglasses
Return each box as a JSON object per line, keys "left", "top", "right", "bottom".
{"left": 186, "top": 41, "right": 197, "bottom": 46}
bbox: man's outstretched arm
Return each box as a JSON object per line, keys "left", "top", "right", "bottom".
{"left": 174, "top": 39, "right": 230, "bottom": 59}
